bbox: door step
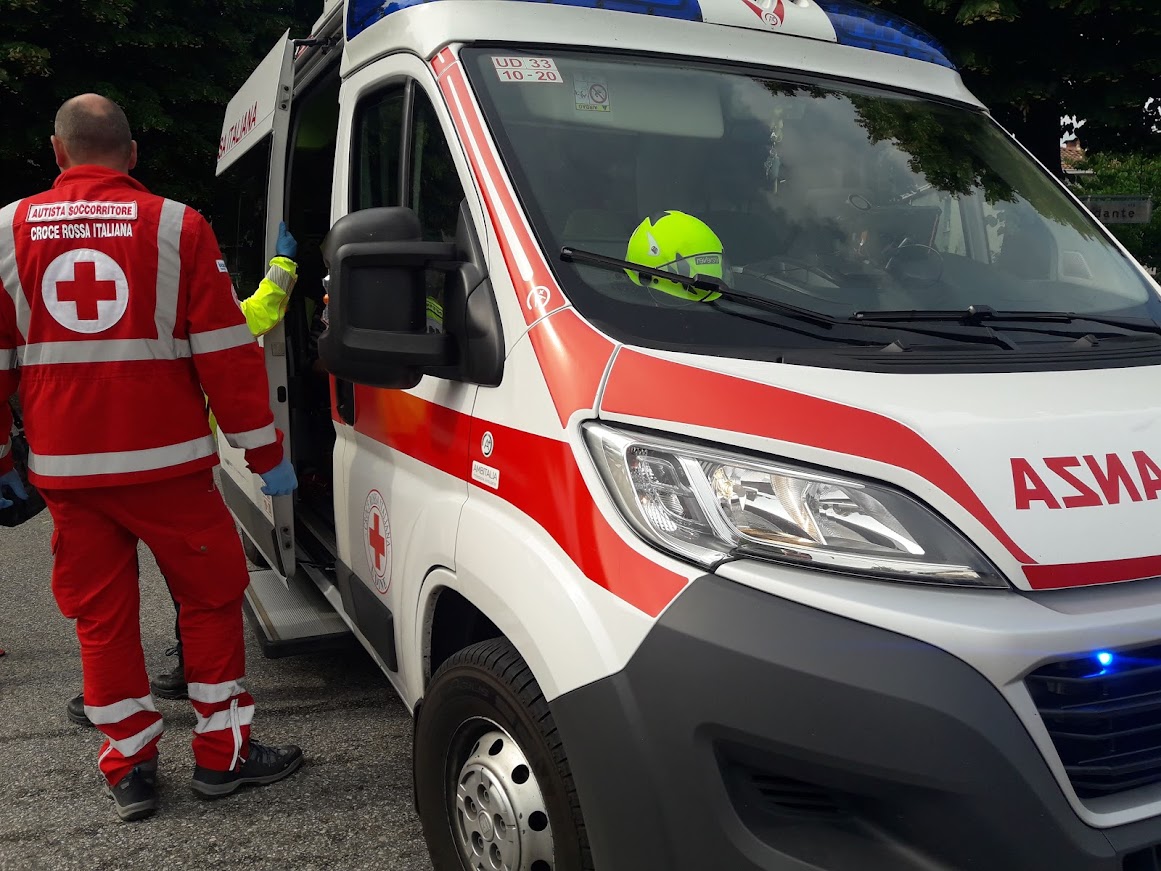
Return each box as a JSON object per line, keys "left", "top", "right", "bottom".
{"left": 243, "top": 567, "right": 354, "bottom": 659}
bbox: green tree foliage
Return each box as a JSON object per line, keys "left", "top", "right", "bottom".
{"left": 0, "top": 0, "right": 319, "bottom": 209}
{"left": 875, "top": 0, "right": 1161, "bottom": 174}
{"left": 1073, "top": 152, "right": 1161, "bottom": 269}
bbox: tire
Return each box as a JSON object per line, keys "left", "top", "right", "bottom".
{"left": 414, "top": 638, "right": 593, "bottom": 871}
{"left": 240, "top": 531, "right": 269, "bottom": 569}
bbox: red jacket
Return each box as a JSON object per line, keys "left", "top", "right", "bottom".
{"left": 0, "top": 165, "right": 283, "bottom": 489}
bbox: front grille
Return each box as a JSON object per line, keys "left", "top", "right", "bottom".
{"left": 720, "top": 751, "right": 848, "bottom": 822}
{"left": 747, "top": 773, "right": 846, "bottom": 819}
{"left": 1026, "top": 643, "right": 1161, "bottom": 798}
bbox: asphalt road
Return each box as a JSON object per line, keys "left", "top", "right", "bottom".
{"left": 0, "top": 506, "right": 435, "bottom": 871}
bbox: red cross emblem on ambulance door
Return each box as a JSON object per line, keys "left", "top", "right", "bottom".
{"left": 369, "top": 514, "right": 387, "bottom": 572}
{"left": 362, "top": 490, "right": 391, "bottom": 594}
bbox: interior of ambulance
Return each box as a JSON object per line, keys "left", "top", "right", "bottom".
{"left": 211, "top": 47, "right": 472, "bottom": 567}
{"left": 211, "top": 63, "right": 343, "bottom": 561}
{"left": 283, "top": 69, "right": 340, "bottom": 539}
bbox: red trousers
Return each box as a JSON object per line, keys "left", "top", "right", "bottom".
{"left": 41, "top": 470, "right": 255, "bottom": 785}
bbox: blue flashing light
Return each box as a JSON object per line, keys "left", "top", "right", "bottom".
{"left": 348, "top": 0, "right": 430, "bottom": 40}
{"left": 348, "top": 0, "right": 703, "bottom": 40}
{"left": 813, "top": 0, "right": 956, "bottom": 70}
{"left": 1096, "top": 651, "right": 1115, "bottom": 668}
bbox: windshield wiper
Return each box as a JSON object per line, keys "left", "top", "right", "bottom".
{"left": 852, "top": 305, "right": 1161, "bottom": 337}
{"left": 561, "top": 247, "right": 834, "bottom": 329}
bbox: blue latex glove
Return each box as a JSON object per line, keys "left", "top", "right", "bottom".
{"left": 0, "top": 468, "right": 28, "bottom": 510}
{"left": 260, "top": 456, "right": 298, "bottom": 497}
{"left": 276, "top": 222, "right": 297, "bottom": 259}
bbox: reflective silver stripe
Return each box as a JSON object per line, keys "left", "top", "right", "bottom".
{"left": 0, "top": 348, "right": 14, "bottom": 370}
{"left": 188, "top": 680, "right": 247, "bottom": 705}
{"left": 29, "top": 435, "right": 216, "bottom": 478}
{"left": 194, "top": 703, "right": 255, "bottom": 735}
{"left": 189, "top": 323, "right": 254, "bottom": 355}
{"left": 154, "top": 200, "right": 185, "bottom": 357}
{"left": 105, "top": 720, "right": 164, "bottom": 759}
{"left": 222, "top": 423, "right": 277, "bottom": 451}
{"left": 21, "top": 338, "right": 191, "bottom": 366}
{"left": 0, "top": 199, "right": 30, "bottom": 337}
{"left": 84, "top": 694, "right": 158, "bottom": 726}
{"left": 266, "top": 263, "right": 296, "bottom": 293}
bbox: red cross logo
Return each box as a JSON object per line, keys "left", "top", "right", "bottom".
{"left": 56, "top": 260, "right": 119, "bottom": 321}
{"left": 369, "top": 511, "right": 387, "bottom": 573}
{"left": 362, "top": 490, "right": 391, "bottom": 593}
{"left": 42, "top": 250, "right": 129, "bottom": 335}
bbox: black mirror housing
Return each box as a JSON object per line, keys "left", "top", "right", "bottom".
{"left": 318, "top": 207, "right": 456, "bottom": 389}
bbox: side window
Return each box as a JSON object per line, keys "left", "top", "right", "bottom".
{"left": 210, "top": 136, "right": 272, "bottom": 299}
{"left": 352, "top": 86, "right": 405, "bottom": 211}
{"left": 409, "top": 88, "right": 469, "bottom": 334}
{"left": 410, "top": 89, "right": 465, "bottom": 243}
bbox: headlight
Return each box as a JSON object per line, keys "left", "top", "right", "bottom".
{"left": 584, "top": 424, "right": 1005, "bottom": 588}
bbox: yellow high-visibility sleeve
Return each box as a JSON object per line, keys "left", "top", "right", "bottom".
{"left": 210, "top": 257, "right": 298, "bottom": 436}
{"left": 239, "top": 256, "right": 298, "bottom": 337}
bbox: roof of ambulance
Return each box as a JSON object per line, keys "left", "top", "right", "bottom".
{"left": 335, "top": 0, "right": 985, "bottom": 109}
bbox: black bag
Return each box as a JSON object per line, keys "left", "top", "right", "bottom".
{"left": 0, "top": 398, "right": 46, "bottom": 528}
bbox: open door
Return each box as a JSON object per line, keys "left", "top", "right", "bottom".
{"left": 212, "top": 32, "right": 297, "bottom": 578}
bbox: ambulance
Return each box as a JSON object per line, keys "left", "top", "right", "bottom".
{"left": 213, "top": 0, "right": 1161, "bottom": 867}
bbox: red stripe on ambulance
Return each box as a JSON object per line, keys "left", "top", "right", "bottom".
{"left": 345, "top": 54, "right": 687, "bottom": 616}
{"left": 527, "top": 309, "right": 615, "bottom": 426}
{"left": 437, "top": 56, "right": 566, "bottom": 328}
{"left": 354, "top": 384, "right": 687, "bottom": 616}
{"left": 601, "top": 349, "right": 1036, "bottom": 566}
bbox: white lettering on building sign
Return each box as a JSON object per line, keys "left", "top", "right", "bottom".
{"left": 1082, "top": 196, "right": 1154, "bottom": 225}
{"left": 27, "top": 201, "right": 138, "bottom": 223}
{"left": 219, "top": 101, "right": 260, "bottom": 160}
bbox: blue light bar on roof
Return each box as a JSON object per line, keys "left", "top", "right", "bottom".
{"left": 347, "top": 0, "right": 703, "bottom": 40}
{"left": 813, "top": 0, "right": 956, "bottom": 69}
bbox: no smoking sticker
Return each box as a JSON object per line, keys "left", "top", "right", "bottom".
{"left": 574, "top": 78, "right": 611, "bottom": 113}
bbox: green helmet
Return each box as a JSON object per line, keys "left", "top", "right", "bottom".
{"left": 625, "top": 211, "right": 725, "bottom": 302}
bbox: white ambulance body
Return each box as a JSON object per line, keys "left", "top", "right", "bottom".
{"left": 214, "top": 0, "right": 1161, "bottom": 868}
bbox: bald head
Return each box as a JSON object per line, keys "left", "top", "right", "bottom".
{"left": 52, "top": 94, "right": 136, "bottom": 172}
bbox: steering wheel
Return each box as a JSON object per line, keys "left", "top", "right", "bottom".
{"left": 737, "top": 255, "right": 848, "bottom": 302}
{"left": 885, "top": 243, "right": 944, "bottom": 285}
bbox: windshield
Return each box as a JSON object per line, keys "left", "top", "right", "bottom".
{"left": 464, "top": 49, "right": 1161, "bottom": 366}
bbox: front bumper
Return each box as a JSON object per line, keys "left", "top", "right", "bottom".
{"left": 550, "top": 574, "right": 1161, "bottom": 870}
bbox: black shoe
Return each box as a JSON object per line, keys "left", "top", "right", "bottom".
{"left": 149, "top": 644, "right": 188, "bottom": 700}
{"left": 191, "top": 740, "right": 304, "bottom": 798}
{"left": 67, "top": 693, "right": 94, "bottom": 728}
{"left": 105, "top": 760, "right": 159, "bottom": 822}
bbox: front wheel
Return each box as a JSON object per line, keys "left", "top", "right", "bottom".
{"left": 414, "top": 638, "right": 593, "bottom": 871}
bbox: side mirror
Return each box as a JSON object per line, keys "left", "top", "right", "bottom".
{"left": 318, "top": 207, "right": 456, "bottom": 389}
{"left": 318, "top": 204, "right": 504, "bottom": 390}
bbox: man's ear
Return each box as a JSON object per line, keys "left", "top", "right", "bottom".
{"left": 51, "top": 135, "right": 70, "bottom": 171}
{"left": 127, "top": 140, "right": 138, "bottom": 172}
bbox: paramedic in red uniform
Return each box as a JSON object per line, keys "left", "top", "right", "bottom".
{"left": 0, "top": 94, "right": 304, "bottom": 821}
